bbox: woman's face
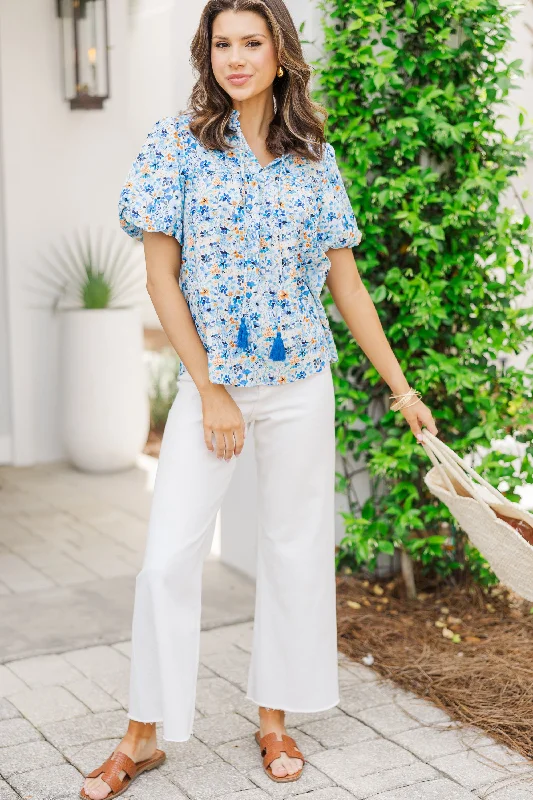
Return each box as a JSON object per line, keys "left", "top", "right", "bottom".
{"left": 211, "top": 10, "right": 278, "bottom": 104}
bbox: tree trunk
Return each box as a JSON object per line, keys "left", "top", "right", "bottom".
{"left": 401, "top": 549, "right": 417, "bottom": 600}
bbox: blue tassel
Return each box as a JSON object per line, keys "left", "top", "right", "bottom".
{"left": 269, "top": 330, "right": 286, "bottom": 361}
{"left": 237, "top": 315, "right": 249, "bottom": 350}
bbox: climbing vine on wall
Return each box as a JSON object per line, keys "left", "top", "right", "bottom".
{"left": 316, "top": 0, "right": 533, "bottom": 584}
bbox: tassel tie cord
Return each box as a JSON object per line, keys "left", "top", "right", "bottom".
{"left": 235, "top": 116, "right": 287, "bottom": 362}
{"left": 269, "top": 166, "right": 288, "bottom": 361}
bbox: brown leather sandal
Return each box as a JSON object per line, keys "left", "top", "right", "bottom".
{"left": 79, "top": 748, "right": 166, "bottom": 799}
{"left": 254, "top": 730, "right": 305, "bottom": 783}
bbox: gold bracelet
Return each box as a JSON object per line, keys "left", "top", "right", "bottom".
{"left": 395, "top": 395, "right": 422, "bottom": 410}
{"left": 389, "top": 387, "right": 421, "bottom": 399}
{"left": 390, "top": 395, "right": 421, "bottom": 411}
{"left": 389, "top": 387, "right": 422, "bottom": 411}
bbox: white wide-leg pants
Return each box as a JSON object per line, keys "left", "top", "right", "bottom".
{"left": 128, "top": 363, "right": 339, "bottom": 742}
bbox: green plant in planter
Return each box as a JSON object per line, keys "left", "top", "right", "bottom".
{"left": 316, "top": 0, "right": 533, "bottom": 587}
{"left": 30, "top": 228, "right": 144, "bottom": 311}
{"left": 81, "top": 268, "right": 112, "bottom": 309}
{"left": 147, "top": 347, "right": 181, "bottom": 432}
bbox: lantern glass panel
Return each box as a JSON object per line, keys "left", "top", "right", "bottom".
{"left": 59, "top": 0, "right": 76, "bottom": 101}
{"left": 77, "top": 1, "right": 108, "bottom": 98}
{"left": 58, "top": 0, "right": 109, "bottom": 107}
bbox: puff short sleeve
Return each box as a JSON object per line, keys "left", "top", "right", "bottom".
{"left": 316, "top": 143, "right": 362, "bottom": 251}
{"left": 118, "top": 117, "right": 185, "bottom": 244}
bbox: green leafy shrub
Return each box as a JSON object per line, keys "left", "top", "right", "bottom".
{"left": 316, "top": 0, "right": 533, "bottom": 585}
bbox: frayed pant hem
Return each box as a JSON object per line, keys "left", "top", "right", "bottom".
{"left": 160, "top": 732, "right": 193, "bottom": 743}
{"left": 244, "top": 695, "right": 341, "bottom": 713}
{"left": 127, "top": 713, "right": 162, "bottom": 724}
{"left": 127, "top": 714, "right": 193, "bottom": 742}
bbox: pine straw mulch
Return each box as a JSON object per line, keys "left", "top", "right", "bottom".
{"left": 336, "top": 572, "right": 533, "bottom": 769}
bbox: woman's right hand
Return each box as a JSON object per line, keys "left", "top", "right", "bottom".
{"left": 199, "top": 385, "right": 246, "bottom": 461}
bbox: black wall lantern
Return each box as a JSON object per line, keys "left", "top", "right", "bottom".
{"left": 57, "top": 0, "right": 110, "bottom": 110}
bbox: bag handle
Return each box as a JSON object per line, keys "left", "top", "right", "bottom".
{"left": 421, "top": 429, "right": 513, "bottom": 508}
{"left": 420, "top": 430, "right": 512, "bottom": 518}
{"left": 421, "top": 435, "right": 495, "bottom": 515}
{"left": 420, "top": 436, "right": 460, "bottom": 497}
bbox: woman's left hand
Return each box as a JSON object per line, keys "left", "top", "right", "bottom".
{"left": 400, "top": 399, "right": 438, "bottom": 443}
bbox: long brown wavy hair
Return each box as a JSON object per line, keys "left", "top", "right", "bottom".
{"left": 189, "top": 0, "right": 326, "bottom": 161}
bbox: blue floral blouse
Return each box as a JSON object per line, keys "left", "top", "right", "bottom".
{"left": 118, "top": 109, "right": 362, "bottom": 386}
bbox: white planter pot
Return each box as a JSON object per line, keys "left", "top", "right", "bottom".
{"left": 60, "top": 308, "right": 150, "bottom": 472}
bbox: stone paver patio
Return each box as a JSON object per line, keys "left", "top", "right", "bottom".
{"left": 1, "top": 462, "right": 533, "bottom": 799}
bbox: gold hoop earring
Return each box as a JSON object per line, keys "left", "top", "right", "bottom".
{"left": 277, "top": 66, "right": 284, "bottom": 78}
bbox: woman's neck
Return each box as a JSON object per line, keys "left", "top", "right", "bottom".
{"left": 233, "top": 89, "right": 275, "bottom": 144}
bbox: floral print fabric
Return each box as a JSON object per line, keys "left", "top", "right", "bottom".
{"left": 118, "top": 110, "right": 361, "bottom": 386}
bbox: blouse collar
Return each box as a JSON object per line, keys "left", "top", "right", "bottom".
{"left": 228, "top": 108, "right": 287, "bottom": 175}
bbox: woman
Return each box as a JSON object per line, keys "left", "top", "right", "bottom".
{"left": 81, "top": 0, "right": 438, "bottom": 796}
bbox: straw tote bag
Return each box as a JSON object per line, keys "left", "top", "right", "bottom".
{"left": 420, "top": 429, "right": 533, "bottom": 601}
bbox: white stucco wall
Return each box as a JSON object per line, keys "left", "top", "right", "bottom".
{"left": 0, "top": 0, "right": 132, "bottom": 465}
{"left": 128, "top": 0, "right": 198, "bottom": 145}
{"left": 0, "top": 50, "right": 11, "bottom": 464}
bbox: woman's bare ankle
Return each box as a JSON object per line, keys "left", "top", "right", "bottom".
{"left": 259, "top": 706, "right": 284, "bottom": 715}
{"left": 258, "top": 706, "right": 285, "bottom": 726}
{"left": 124, "top": 720, "right": 157, "bottom": 743}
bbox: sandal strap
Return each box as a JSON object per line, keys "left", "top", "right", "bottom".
{"left": 258, "top": 732, "right": 304, "bottom": 769}
{"left": 109, "top": 751, "right": 137, "bottom": 779}
{"left": 86, "top": 759, "right": 112, "bottom": 780}
{"left": 87, "top": 750, "right": 137, "bottom": 795}
{"left": 99, "top": 772, "right": 124, "bottom": 795}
